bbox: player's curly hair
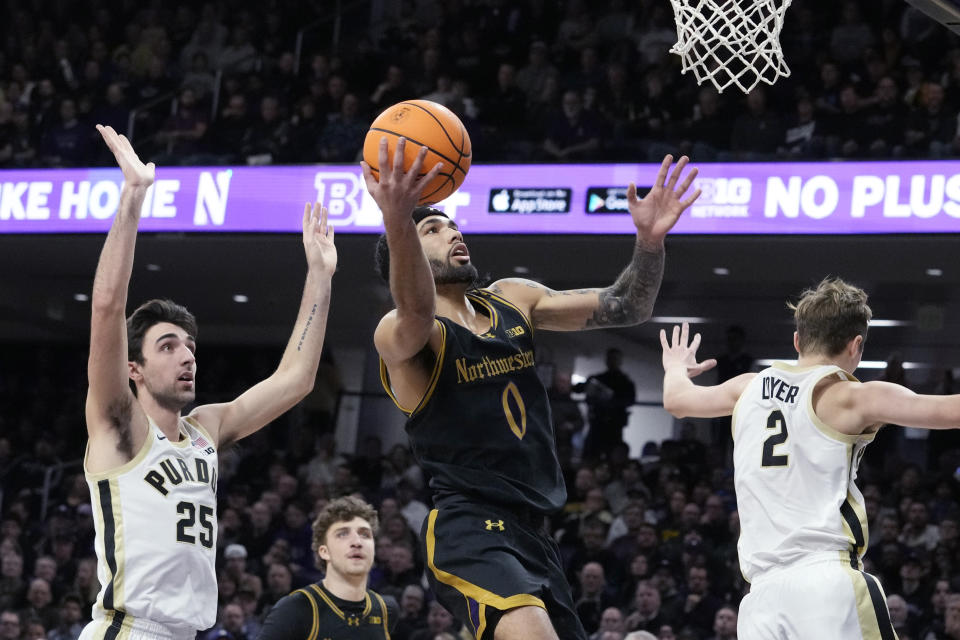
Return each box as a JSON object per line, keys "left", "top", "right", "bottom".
{"left": 126, "top": 299, "right": 198, "bottom": 364}
{"left": 373, "top": 206, "right": 447, "bottom": 283}
{"left": 788, "top": 277, "right": 872, "bottom": 356}
{"left": 311, "top": 496, "right": 379, "bottom": 572}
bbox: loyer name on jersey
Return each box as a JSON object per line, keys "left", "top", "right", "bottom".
{"left": 761, "top": 375, "right": 799, "bottom": 404}
{"left": 143, "top": 456, "right": 217, "bottom": 496}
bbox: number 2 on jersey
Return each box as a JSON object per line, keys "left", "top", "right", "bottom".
{"left": 761, "top": 410, "right": 789, "bottom": 467}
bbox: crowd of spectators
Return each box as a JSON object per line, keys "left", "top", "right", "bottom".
{"left": 3, "top": 339, "right": 960, "bottom": 640}
{"left": 2, "top": 0, "right": 960, "bottom": 170}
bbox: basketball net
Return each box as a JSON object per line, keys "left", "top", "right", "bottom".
{"left": 669, "top": 0, "right": 793, "bottom": 94}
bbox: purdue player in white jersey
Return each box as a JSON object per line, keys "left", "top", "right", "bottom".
{"left": 660, "top": 278, "right": 960, "bottom": 640}
{"left": 81, "top": 125, "right": 337, "bottom": 639}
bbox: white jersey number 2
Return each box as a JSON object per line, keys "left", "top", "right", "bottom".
{"left": 761, "top": 410, "right": 789, "bottom": 467}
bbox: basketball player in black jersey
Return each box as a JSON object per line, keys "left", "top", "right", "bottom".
{"left": 256, "top": 496, "right": 397, "bottom": 639}
{"left": 362, "top": 137, "right": 701, "bottom": 640}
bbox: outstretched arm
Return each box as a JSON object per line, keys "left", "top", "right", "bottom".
{"left": 361, "top": 137, "right": 443, "bottom": 363}
{"left": 815, "top": 380, "right": 960, "bottom": 435}
{"left": 192, "top": 203, "right": 337, "bottom": 447}
{"left": 489, "top": 155, "right": 701, "bottom": 331}
{"left": 661, "top": 323, "right": 753, "bottom": 419}
{"left": 85, "top": 125, "right": 154, "bottom": 464}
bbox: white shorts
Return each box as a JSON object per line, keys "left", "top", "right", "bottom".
{"left": 738, "top": 555, "right": 898, "bottom": 640}
{"left": 79, "top": 611, "right": 197, "bottom": 640}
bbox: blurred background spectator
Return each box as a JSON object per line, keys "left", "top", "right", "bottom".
{"left": 0, "top": 0, "right": 956, "bottom": 169}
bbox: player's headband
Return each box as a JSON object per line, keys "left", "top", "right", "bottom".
{"left": 412, "top": 206, "right": 447, "bottom": 225}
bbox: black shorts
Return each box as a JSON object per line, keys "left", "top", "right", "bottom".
{"left": 420, "top": 495, "right": 587, "bottom": 640}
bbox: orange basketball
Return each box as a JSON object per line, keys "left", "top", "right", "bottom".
{"left": 363, "top": 100, "right": 472, "bottom": 205}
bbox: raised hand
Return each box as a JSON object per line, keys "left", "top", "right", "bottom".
{"left": 360, "top": 136, "right": 443, "bottom": 225}
{"left": 629, "top": 155, "right": 701, "bottom": 245}
{"left": 660, "top": 322, "right": 717, "bottom": 378}
{"left": 96, "top": 124, "right": 155, "bottom": 189}
{"left": 302, "top": 202, "right": 337, "bottom": 277}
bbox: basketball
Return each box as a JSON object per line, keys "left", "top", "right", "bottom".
{"left": 363, "top": 100, "right": 472, "bottom": 206}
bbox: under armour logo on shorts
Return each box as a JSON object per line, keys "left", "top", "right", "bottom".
{"left": 485, "top": 519, "right": 505, "bottom": 531}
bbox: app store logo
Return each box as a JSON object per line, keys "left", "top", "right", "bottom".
{"left": 488, "top": 188, "right": 571, "bottom": 214}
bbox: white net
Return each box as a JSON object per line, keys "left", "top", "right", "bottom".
{"left": 669, "top": 0, "right": 793, "bottom": 94}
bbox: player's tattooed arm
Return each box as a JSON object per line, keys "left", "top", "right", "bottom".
{"left": 588, "top": 241, "right": 664, "bottom": 328}
{"left": 490, "top": 240, "right": 663, "bottom": 330}
{"left": 492, "top": 155, "right": 695, "bottom": 332}
{"left": 488, "top": 250, "right": 662, "bottom": 332}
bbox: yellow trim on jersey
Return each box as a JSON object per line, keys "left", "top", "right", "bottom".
{"left": 96, "top": 607, "right": 134, "bottom": 639}
{"left": 90, "top": 481, "right": 119, "bottom": 617}
{"left": 83, "top": 421, "right": 155, "bottom": 481}
{"left": 379, "top": 358, "right": 405, "bottom": 413}
{"left": 307, "top": 583, "right": 373, "bottom": 621}
{"left": 771, "top": 361, "right": 828, "bottom": 373}
{"left": 372, "top": 591, "right": 391, "bottom": 638}
{"left": 477, "top": 603, "right": 488, "bottom": 639}
{"left": 803, "top": 367, "right": 867, "bottom": 444}
{"left": 148, "top": 416, "right": 192, "bottom": 449}
{"left": 182, "top": 416, "right": 216, "bottom": 449}
{"left": 379, "top": 319, "right": 447, "bottom": 417}
{"left": 110, "top": 478, "right": 126, "bottom": 611}
{"left": 309, "top": 583, "right": 345, "bottom": 620}
{"left": 478, "top": 289, "right": 535, "bottom": 335}
{"left": 168, "top": 434, "right": 190, "bottom": 448}
{"left": 466, "top": 293, "right": 500, "bottom": 331}
{"left": 91, "top": 492, "right": 107, "bottom": 618}
{"left": 839, "top": 446, "right": 857, "bottom": 552}
{"left": 842, "top": 566, "right": 885, "bottom": 640}
{"left": 117, "top": 615, "right": 132, "bottom": 640}
{"left": 462, "top": 594, "right": 474, "bottom": 634}
{"left": 294, "top": 588, "right": 320, "bottom": 640}
{"left": 425, "top": 510, "right": 547, "bottom": 611}
{"left": 411, "top": 321, "right": 447, "bottom": 416}
{"left": 848, "top": 489, "right": 870, "bottom": 552}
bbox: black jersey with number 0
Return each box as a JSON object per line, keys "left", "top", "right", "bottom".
{"left": 380, "top": 289, "right": 567, "bottom": 514}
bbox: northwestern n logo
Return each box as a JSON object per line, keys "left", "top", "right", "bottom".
{"left": 485, "top": 519, "right": 505, "bottom": 531}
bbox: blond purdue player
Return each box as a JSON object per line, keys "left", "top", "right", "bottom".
{"left": 660, "top": 277, "right": 960, "bottom": 640}
{"left": 80, "top": 125, "right": 337, "bottom": 639}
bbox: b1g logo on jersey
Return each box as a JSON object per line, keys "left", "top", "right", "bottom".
{"left": 505, "top": 325, "right": 526, "bottom": 338}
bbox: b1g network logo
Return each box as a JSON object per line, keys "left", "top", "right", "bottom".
{"left": 313, "top": 171, "right": 471, "bottom": 227}
{"left": 688, "top": 177, "right": 752, "bottom": 218}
